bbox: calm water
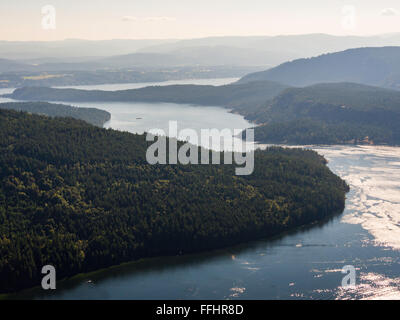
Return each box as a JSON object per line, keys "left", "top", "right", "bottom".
{"left": 0, "top": 78, "right": 249, "bottom": 152}
{"left": 2, "top": 80, "right": 400, "bottom": 300}
{"left": 56, "top": 77, "right": 240, "bottom": 91}
{"left": 71, "top": 101, "right": 250, "bottom": 152}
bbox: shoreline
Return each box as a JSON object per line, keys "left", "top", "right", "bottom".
{"left": 1, "top": 207, "right": 346, "bottom": 299}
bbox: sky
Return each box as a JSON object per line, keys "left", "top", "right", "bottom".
{"left": 0, "top": 0, "right": 399, "bottom": 41}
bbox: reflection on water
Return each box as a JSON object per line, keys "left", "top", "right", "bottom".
{"left": 314, "top": 146, "right": 400, "bottom": 251}
{"left": 305, "top": 146, "right": 400, "bottom": 300}
{"left": 335, "top": 272, "right": 400, "bottom": 300}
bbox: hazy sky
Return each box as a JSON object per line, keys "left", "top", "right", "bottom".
{"left": 1, "top": 0, "right": 400, "bottom": 41}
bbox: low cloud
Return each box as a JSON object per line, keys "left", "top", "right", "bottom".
{"left": 380, "top": 8, "right": 398, "bottom": 16}
{"left": 122, "top": 16, "right": 176, "bottom": 22}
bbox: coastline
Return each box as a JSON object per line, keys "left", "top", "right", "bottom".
{"left": 1, "top": 206, "right": 347, "bottom": 299}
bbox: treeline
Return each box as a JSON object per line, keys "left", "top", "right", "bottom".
{"left": 0, "top": 109, "right": 348, "bottom": 293}
{"left": 0, "top": 102, "right": 110, "bottom": 127}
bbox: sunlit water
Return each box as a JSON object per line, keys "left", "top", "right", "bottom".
{"left": 56, "top": 78, "right": 240, "bottom": 91}
{"left": 1, "top": 80, "right": 399, "bottom": 300}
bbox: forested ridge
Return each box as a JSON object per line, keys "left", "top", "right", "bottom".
{"left": 251, "top": 119, "right": 393, "bottom": 145}
{"left": 0, "top": 109, "right": 348, "bottom": 293}
{"left": 251, "top": 83, "right": 400, "bottom": 145}
{"left": 238, "top": 47, "right": 400, "bottom": 88}
{"left": 0, "top": 102, "right": 110, "bottom": 127}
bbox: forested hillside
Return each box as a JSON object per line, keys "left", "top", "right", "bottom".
{"left": 0, "top": 109, "right": 348, "bottom": 293}
{"left": 250, "top": 83, "right": 400, "bottom": 145}
{"left": 239, "top": 47, "right": 400, "bottom": 89}
{"left": 251, "top": 120, "right": 393, "bottom": 145}
{"left": 0, "top": 102, "right": 110, "bottom": 127}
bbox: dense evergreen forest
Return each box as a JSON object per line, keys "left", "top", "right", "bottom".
{"left": 0, "top": 66, "right": 259, "bottom": 89}
{"left": 251, "top": 119, "right": 393, "bottom": 145}
{"left": 0, "top": 102, "right": 110, "bottom": 127}
{"left": 0, "top": 109, "right": 348, "bottom": 293}
{"left": 251, "top": 83, "right": 400, "bottom": 145}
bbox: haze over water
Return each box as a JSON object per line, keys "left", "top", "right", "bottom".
{"left": 2, "top": 79, "right": 399, "bottom": 300}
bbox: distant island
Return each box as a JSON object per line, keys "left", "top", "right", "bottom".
{"left": 0, "top": 101, "right": 110, "bottom": 127}
{"left": 0, "top": 109, "right": 349, "bottom": 293}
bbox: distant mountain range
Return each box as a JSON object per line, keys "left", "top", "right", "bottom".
{"left": 94, "top": 46, "right": 296, "bottom": 68}
{"left": 0, "top": 58, "right": 32, "bottom": 73}
{"left": 0, "top": 39, "right": 176, "bottom": 60}
{"left": 137, "top": 33, "right": 400, "bottom": 58}
{"left": 239, "top": 47, "right": 400, "bottom": 89}
{"left": 2, "top": 34, "right": 400, "bottom": 73}
{"left": 0, "top": 46, "right": 294, "bottom": 73}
